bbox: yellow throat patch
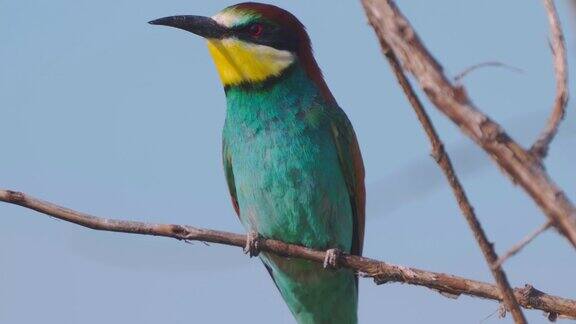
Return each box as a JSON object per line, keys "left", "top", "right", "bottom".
{"left": 207, "top": 38, "right": 295, "bottom": 86}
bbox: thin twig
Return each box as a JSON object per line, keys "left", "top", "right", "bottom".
{"left": 377, "top": 40, "right": 527, "bottom": 323}
{"left": 494, "top": 221, "right": 553, "bottom": 269}
{"left": 0, "top": 188, "right": 575, "bottom": 319}
{"left": 360, "top": 0, "right": 576, "bottom": 248}
{"left": 454, "top": 61, "right": 524, "bottom": 83}
{"left": 531, "top": 0, "right": 569, "bottom": 159}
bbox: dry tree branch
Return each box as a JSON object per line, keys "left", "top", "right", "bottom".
{"left": 1, "top": 188, "right": 576, "bottom": 319}
{"left": 494, "top": 221, "right": 553, "bottom": 269}
{"left": 379, "top": 41, "right": 526, "bottom": 323}
{"left": 531, "top": 0, "right": 569, "bottom": 159}
{"left": 360, "top": 0, "right": 576, "bottom": 248}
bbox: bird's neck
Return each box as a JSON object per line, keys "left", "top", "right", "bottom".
{"left": 225, "top": 63, "right": 314, "bottom": 108}
{"left": 223, "top": 63, "right": 327, "bottom": 128}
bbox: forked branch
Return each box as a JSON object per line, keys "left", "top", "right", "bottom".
{"left": 0, "top": 189, "right": 575, "bottom": 319}
{"left": 379, "top": 39, "right": 526, "bottom": 323}
{"left": 360, "top": 0, "right": 576, "bottom": 248}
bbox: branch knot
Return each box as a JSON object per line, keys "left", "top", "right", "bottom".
{"left": 6, "top": 190, "right": 25, "bottom": 203}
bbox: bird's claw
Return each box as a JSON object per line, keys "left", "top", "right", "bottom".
{"left": 323, "top": 248, "right": 342, "bottom": 269}
{"left": 244, "top": 231, "right": 261, "bottom": 257}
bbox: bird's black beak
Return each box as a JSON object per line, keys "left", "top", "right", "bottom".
{"left": 149, "top": 15, "right": 228, "bottom": 39}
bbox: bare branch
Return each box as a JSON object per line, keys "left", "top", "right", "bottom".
{"left": 494, "top": 221, "right": 553, "bottom": 269}
{"left": 360, "top": 0, "right": 576, "bottom": 248}
{"left": 0, "top": 188, "right": 575, "bottom": 318}
{"left": 378, "top": 40, "right": 526, "bottom": 323}
{"left": 453, "top": 61, "right": 524, "bottom": 84}
{"left": 531, "top": 0, "right": 569, "bottom": 159}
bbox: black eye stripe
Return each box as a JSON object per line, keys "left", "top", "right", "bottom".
{"left": 233, "top": 22, "right": 273, "bottom": 36}
{"left": 231, "top": 23, "right": 298, "bottom": 52}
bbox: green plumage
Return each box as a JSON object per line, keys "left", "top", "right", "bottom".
{"left": 223, "top": 64, "right": 361, "bottom": 324}
{"left": 149, "top": 3, "right": 365, "bottom": 323}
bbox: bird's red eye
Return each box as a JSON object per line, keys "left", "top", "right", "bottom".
{"left": 249, "top": 24, "right": 263, "bottom": 37}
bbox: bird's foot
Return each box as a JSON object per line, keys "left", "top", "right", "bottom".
{"left": 323, "top": 248, "right": 342, "bottom": 269}
{"left": 244, "top": 230, "right": 261, "bottom": 257}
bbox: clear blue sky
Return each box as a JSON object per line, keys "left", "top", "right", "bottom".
{"left": 1, "top": 1, "right": 575, "bottom": 323}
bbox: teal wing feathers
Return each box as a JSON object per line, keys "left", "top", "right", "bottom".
{"left": 329, "top": 108, "right": 366, "bottom": 257}
{"left": 223, "top": 137, "right": 240, "bottom": 217}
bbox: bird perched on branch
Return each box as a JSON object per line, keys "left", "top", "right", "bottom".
{"left": 150, "top": 3, "right": 365, "bottom": 323}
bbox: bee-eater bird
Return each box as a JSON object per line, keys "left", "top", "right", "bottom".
{"left": 150, "top": 3, "right": 365, "bottom": 323}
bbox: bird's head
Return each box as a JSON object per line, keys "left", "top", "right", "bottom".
{"left": 150, "top": 2, "right": 334, "bottom": 101}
